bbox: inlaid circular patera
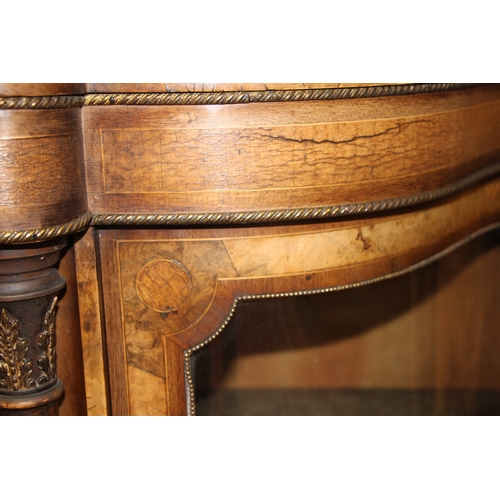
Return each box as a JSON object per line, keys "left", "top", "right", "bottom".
{"left": 136, "top": 259, "right": 192, "bottom": 313}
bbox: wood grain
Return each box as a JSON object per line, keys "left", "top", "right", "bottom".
{"left": 209, "top": 231, "right": 500, "bottom": 402}
{"left": 98, "top": 231, "right": 130, "bottom": 415}
{"left": 85, "top": 83, "right": 399, "bottom": 94}
{"left": 0, "top": 84, "right": 85, "bottom": 96}
{"left": 83, "top": 86, "right": 500, "bottom": 216}
{"left": 73, "top": 228, "right": 109, "bottom": 415}
{"left": 0, "top": 108, "right": 87, "bottom": 231}
{"left": 96, "top": 176, "right": 500, "bottom": 415}
{"left": 56, "top": 243, "right": 88, "bottom": 416}
{"left": 136, "top": 259, "right": 192, "bottom": 313}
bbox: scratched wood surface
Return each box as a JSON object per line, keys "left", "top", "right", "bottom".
{"left": 96, "top": 177, "right": 500, "bottom": 415}
{"left": 83, "top": 85, "right": 500, "bottom": 216}
{"left": 0, "top": 107, "right": 87, "bottom": 230}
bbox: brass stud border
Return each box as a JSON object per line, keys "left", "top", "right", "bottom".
{"left": 183, "top": 221, "right": 500, "bottom": 416}
{"left": 92, "top": 162, "right": 500, "bottom": 227}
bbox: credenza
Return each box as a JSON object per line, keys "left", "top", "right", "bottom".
{"left": 1, "top": 83, "right": 500, "bottom": 416}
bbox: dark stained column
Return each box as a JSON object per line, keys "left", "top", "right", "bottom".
{"left": 0, "top": 239, "right": 67, "bottom": 415}
{"left": 0, "top": 84, "right": 89, "bottom": 415}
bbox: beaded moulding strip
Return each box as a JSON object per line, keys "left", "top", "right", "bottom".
{"left": 183, "top": 220, "right": 500, "bottom": 416}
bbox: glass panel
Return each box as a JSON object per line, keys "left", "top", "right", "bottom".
{"left": 191, "top": 230, "right": 500, "bottom": 416}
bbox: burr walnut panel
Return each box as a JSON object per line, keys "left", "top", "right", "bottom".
{"left": 97, "top": 177, "right": 500, "bottom": 415}
{"left": 83, "top": 86, "right": 500, "bottom": 216}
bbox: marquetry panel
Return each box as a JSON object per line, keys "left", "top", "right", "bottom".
{"left": 190, "top": 228, "right": 500, "bottom": 415}
{"left": 96, "top": 177, "right": 500, "bottom": 415}
{"left": 194, "top": 230, "right": 500, "bottom": 415}
{"left": 83, "top": 86, "right": 500, "bottom": 216}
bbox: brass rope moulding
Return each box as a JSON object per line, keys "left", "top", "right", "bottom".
{"left": 0, "top": 211, "right": 92, "bottom": 244}
{"left": 92, "top": 162, "right": 500, "bottom": 228}
{"left": 183, "top": 220, "right": 500, "bottom": 416}
{"left": 0, "top": 84, "right": 480, "bottom": 110}
{"left": 84, "top": 83, "right": 478, "bottom": 106}
{"left": 0, "top": 95, "right": 85, "bottom": 110}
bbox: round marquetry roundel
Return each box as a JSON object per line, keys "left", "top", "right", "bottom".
{"left": 136, "top": 259, "right": 192, "bottom": 313}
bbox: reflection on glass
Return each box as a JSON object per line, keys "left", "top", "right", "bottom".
{"left": 191, "top": 231, "right": 500, "bottom": 416}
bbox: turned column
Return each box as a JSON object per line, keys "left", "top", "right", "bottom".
{"left": 0, "top": 84, "right": 89, "bottom": 415}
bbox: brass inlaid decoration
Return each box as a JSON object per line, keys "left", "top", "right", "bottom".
{"left": 37, "top": 298, "right": 58, "bottom": 385}
{"left": 84, "top": 84, "right": 478, "bottom": 106}
{"left": 112, "top": 175, "right": 500, "bottom": 415}
{"left": 183, "top": 220, "right": 500, "bottom": 415}
{"left": 0, "top": 308, "right": 35, "bottom": 391}
{"left": 0, "top": 95, "right": 84, "bottom": 109}
{"left": 136, "top": 259, "right": 192, "bottom": 313}
{"left": 92, "top": 161, "right": 500, "bottom": 227}
{"left": 0, "top": 84, "right": 479, "bottom": 109}
{"left": 2, "top": 158, "right": 499, "bottom": 242}
{"left": 0, "top": 211, "right": 92, "bottom": 244}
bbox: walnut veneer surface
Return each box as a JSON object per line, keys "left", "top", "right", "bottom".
{"left": 1, "top": 83, "right": 499, "bottom": 415}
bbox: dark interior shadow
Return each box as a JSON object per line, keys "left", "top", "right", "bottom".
{"left": 191, "top": 229, "right": 500, "bottom": 415}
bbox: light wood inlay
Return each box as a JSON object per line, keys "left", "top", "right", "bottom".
{"left": 74, "top": 229, "right": 109, "bottom": 416}
{"left": 136, "top": 259, "right": 192, "bottom": 313}
{"left": 95, "top": 176, "right": 500, "bottom": 415}
{"left": 83, "top": 86, "right": 500, "bottom": 215}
